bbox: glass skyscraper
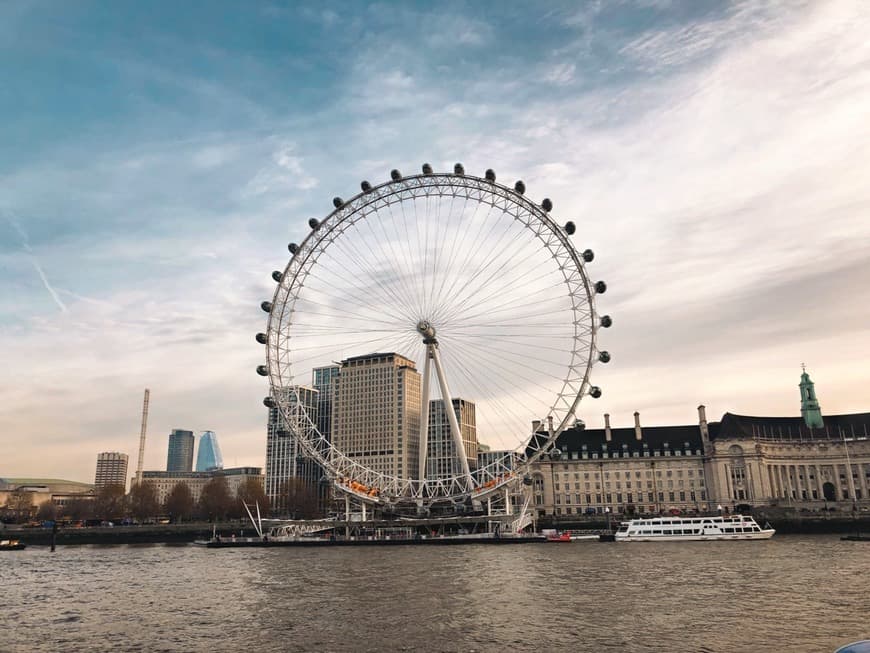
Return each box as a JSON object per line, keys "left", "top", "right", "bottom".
{"left": 195, "top": 431, "right": 223, "bottom": 472}
{"left": 264, "top": 386, "right": 324, "bottom": 515}
{"left": 166, "top": 429, "right": 195, "bottom": 472}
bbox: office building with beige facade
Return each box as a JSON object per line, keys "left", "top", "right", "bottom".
{"left": 332, "top": 352, "right": 421, "bottom": 481}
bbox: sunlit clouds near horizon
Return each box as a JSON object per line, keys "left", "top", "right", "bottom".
{"left": 2, "top": 1, "right": 869, "bottom": 482}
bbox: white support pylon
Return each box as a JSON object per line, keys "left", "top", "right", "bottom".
{"left": 430, "top": 343, "right": 473, "bottom": 488}
{"left": 418, "top": 350, "right": 432, "bottom": 482}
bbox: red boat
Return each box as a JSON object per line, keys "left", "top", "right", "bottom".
{"left": 545, "top": 532, "right": 571, "bottom": 542}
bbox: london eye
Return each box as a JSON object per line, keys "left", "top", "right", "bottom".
{"left": 256, "top": 163, "right": 611, "bottom": 511}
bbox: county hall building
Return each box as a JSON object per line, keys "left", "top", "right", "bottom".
{"left": 530, "top": 369, "right": 870, "bottom": 518}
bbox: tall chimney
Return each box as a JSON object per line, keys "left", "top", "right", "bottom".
{"left": 604, "top": 413, "right": 612, "bottom": 442}
{"left": 634, "top": 411, "right": 642, "bottom": 441}
{"left": 698, "top": 404, "right": 710, "bottom": 449}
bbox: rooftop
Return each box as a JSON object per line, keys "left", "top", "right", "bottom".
{"left": 717, "top": 412, "right": 870, "bottom": 441}
{"left": 0, "top": 478, "right": 95, "bottom": 492}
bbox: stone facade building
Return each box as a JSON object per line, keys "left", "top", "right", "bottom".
{"left": 530, "top": 370, "right": 870, "bottom": 518}
{"left": 142, "top": 467, "right": 263, "bottom": 505}
{"left": 531, "top": 412, "right": 709, "bottom": 517}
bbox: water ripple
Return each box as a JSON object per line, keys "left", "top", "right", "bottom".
{"left": 0, "top": 537, "right": 867, "bottom": 652}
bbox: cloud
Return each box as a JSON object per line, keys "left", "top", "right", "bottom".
{"left": 243, "top": 143, "right": 319, "bottom": 197}
{"left": 1, "top": 1, "right": 869, "bottom": 482}
{"left": 543, "top": 62, "right": 577, "bottom": 86}
{"left": 2, "top": 211, "right": 68, "bottom": 313}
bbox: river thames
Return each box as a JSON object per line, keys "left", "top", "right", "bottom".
{"left": 2, "top": 535, "right": 867, "bottom": 652}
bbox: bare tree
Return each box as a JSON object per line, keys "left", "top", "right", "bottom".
{"left": 198, "top": 476, "right": 233, "bottom": 522}
{"left": 4, "top": 490, "right": 36, "bottom": 523}
{"left": 280, "top": 478, "right": 324, "bottom": 519}
{"left": 94, "top": 484, "right": 126, "bottom": 521}
{"left": 63, "top": 496, "right": 95, "bottom": 521}
{"left": 236, "top": 477, "right": 270, "bottom": 516}
{"left": 36, "top": 500, "right": 57, "bottom": 522}
{"left": 128, "top": 482, "right": 159, "bottom": 521}
{"left": 164, "top": 482, "right": 195, "bottom": 523}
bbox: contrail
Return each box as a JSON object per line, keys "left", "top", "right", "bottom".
{"left": 3, "top": 211, "right": 68, "bottom": 313}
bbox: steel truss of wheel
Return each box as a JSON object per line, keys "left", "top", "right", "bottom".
{"left": 258, "top": 165, "right": 610, "bottom": 507}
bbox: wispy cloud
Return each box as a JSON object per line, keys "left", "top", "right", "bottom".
{"left": 3, "top": 211, "right": 68, "bottom": 313}
{"left": 1, "top": 1, "right": 869, "bottom": 480}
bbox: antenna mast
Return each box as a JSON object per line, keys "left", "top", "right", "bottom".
{"left": 135, "top": 388, "right": 150, "bottom": 486}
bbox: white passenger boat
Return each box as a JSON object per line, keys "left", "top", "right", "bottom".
{"left": 615, "top": 515, "right": 775, "bottom": 542}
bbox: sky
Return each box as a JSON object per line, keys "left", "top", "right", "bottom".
{"left": 1, "top": 0, "right": 869, "bottom": 484}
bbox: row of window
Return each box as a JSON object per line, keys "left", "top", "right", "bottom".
{"left": 554, "top": 479, "right": 704, "bottom": 491}
{"left": 548, "top": 491, "right": 706, "bottom": 505}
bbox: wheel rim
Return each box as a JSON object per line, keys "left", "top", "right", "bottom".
{"left": 264, "top": 171, "right": 602, "bottom": 505}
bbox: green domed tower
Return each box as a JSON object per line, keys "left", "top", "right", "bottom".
{"left": 799, "top": 365, "right": 824, "bottom": 429}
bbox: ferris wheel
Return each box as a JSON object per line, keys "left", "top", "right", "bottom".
{"left": 256, "top": 163, "right": 611, "bottom": 509}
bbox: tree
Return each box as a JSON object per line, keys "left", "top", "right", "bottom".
{"left": 198, "top": 476, "right": 233, "bottom": 521}
{"left": 5, "top": 490, "right": 36, "bottom": 523}
{"left": 279, "top": 478, "right": 324, "bottom": 519}
{"left": 164, "top": 482, "right": 195, "bottom": 523}
{"left": 94, "top": 484, "right": 126, "bottom": 520}
{"left": 236, "top": 477, "right": 269, "bottom": 516}
{"left": 128, "top": 482, "right": 160, "bottom": 521}
{"left": 63, "top": 496, "right": 95, "bottom": 521}
{"left": 36, "top": 500, "right": 57, "bottom": 522}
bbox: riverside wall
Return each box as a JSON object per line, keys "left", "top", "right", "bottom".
{"left": 4, "top": 509, "right": 870, "bottom": 545}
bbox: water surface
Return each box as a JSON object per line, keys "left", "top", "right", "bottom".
{"left": 2, "top": 535, "right": 867, "bottom": 652}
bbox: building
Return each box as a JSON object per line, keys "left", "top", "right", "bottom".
{"left": 529, "top": 369, "right": 870, "bottom": 518}
{"left": 142, "top": 467, "right": 263, "bottom": 505}
{"left": 530, "top": 412, "right": 709, "bottom": 517}
{"left": 195, "top": 431, "right": 223, "bottom": 472}
{"left": 703, "top": 369, "right": 869, "bottom": 507}
{"left": 332, "top": 352, "right": 422, "bottom": 481}
{"left": 477, "top": 447, "right": 519, "bottom": 473}
{"left": 0, "top": 478, "right": 95, "bottom": 517}
{"left": 264, "top": 385, "right": 325, "bottom": 514}
{"left": 313, "top": 364, "right": 340, "bottom": 441}
{"left": 94, "top": 452, "right": 129, "bottom": 489}
{"left": 426, "top": 398, "right": 478, "bottom": 480}
{"left": 166, "top": 429, "right": 195, "bottom": 472}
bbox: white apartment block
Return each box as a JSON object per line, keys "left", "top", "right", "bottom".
{"left": 95, "top": 452, "right": 129, "bottom": 490}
